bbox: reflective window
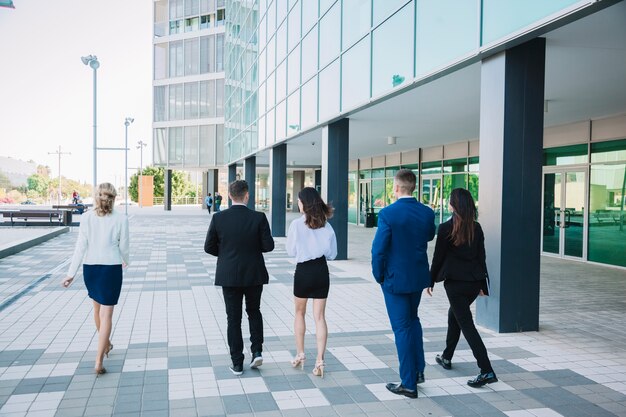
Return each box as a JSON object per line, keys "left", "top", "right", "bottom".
{"left": 287, "top": 45, "right": 300, "bottom": 94}
{"left": 169, "top": 84, "right": 184, "bottom": 120}
{"left": 154, "top": 86, "right": 168, "bottom": 122}
{"left": 276, "top": 22, "right": 287, "bottom": 65}
{"left": 267, "top": 35, "right": 276, "bottom": 73}
{"left": 319, "top": 2, "right": 340, "bottom": 68}
{"left": 301, "top": 75, "right": 317, "bottom": 128}
{"left": 342, "top": 36, "right": 370, "bottom": 111}
{"left": 342, "top": 0, "right": 370, "bottom": 50}
{"left": 169, "top": 41, "right": 184, "bottom": 77}
{"left": 185, "top": 17, "right": 199, "bottom": 32}
{"left": 372, "top": 3, "right": 413, "bottom": 97}
{"left": 591, "top": 139, "right": 626, "bottom": 163}
{"left": 373, "top": 0, "right": 408, "bottom": 26}
{"left": 216, "top": 124, "right": 225, "bottom": 163}
{"left": 199, "top": 80, "right": 215, "bottom": 118}
{"left": 267, "top": 71, "right": 276, "bottom": 109}
{"left": 154, "top": 128, "right": 167, "bottom": 165}
{"left": 170, "top": 0, "right": 183, "bottom": 19}
{"left": 216, "top": 33, "right": 225, "bottom": 71}
{"left": 185, "top": 0, "right": 199, "bottom": 17}
{"left": 482, "top": 0, "right": 581, "bottom": 45}
{"left": 184, "top": 39, "right": 199, "bottom": 75}
{"left": 301, "top": 26, "right": 318, "bottom": 82}
{"left": 319, "top": 0, "right": 335, "bottom": 16}
{"left": 259, "top": 49, "right": 267, "bottom": 83}
{"left": 184, "top": 82, "right": 199, "bottom": 119}
{"left": 318, "top": 59, "right": 339, "bottom": 122}
{"left": 416, "top": 0, "right": 478, "bottom": 77}
{"left": 277, "top": 0, "right": 288, "bottom": 25}
{"left": 421, "top": 161, "right": 442, "bottom": 174}
{"left": 216, "top": 8, "right": 225, "bottom": 26}
{"left": 276, "top": 60, "right": 287, "bottom": 103}
{"left": 267, "top": 0, "right": 276, "bottom": 33}
{"left": 544, "top": 144, "right": 588, "bottom": 166}
{"left": 287, "top": 90, "right": 300, "bottom": 136}
{"left": 184, "top": 126, "right": 199, "bottom": 166}
{"left": 258, "top": 82, "right": 267, "bottom": 116}
{"left": 258, "top": 115, "right": 266, "bottom": 149}
{"left": 259, "top": 15, "right": 267, "bottom": 49}
{"left": 288, "top": 2, "right": 301, "bottom": 52}
{"left": 266, "top": 107, "right": 275, "bottom": 145}
{"left": 276, "top": 99, "right": 286, "bottom": 141}
{"left": 168, "top": 127, "right": 183, "bottom": 164}
{"left": 443, "top": 158, "right": 467, "bottom": 173}
{"left": 154, "top": 44, "right": 167, "bottom": 79}
{"left": 301, "top": 0, "right": 317, "bottom": 34}
{"left": 216, "top": 79, "right": 224, "bottom": 117}
{"left": 200, "top": 35, "right": 215, "bottom": 73}
{"left": 199, "top": 125, "right": 216, "bottom": 166}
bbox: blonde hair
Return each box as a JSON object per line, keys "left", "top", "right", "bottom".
{"left": 95, "top": 183, "right": 117, "bottom": 216}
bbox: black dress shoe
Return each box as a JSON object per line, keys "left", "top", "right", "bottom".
{"left": 385, "top": 382, "right": 417, "bottom": 398}
{"left": 229, "top": 363, "right": 243, "bottom": 376}
{"left": 435, "top": 354, "right": 452, "bottom": 370}
{"left": 467, "top": 371, "right": 498, "bottom": 387}
{"left": 416, "top": 372, "right": 425, "bottom": 384}
{"left": 250, "top": 352, "right": 263, "bottom": 369}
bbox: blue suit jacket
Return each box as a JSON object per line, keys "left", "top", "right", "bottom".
{"left": 371, "top": 197, "right": 436, "bottom": 294}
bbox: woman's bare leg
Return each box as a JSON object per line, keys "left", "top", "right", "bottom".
{"left": 92, "top": 300, "right": 101, "bottom": 331}
{"left": 312, "top": 298, "right": 328, "bottom": 362}
{"left": 294, "top": 297, "right": 308, "bottom": 356}
{"left": 96, "top": 305, "right": 114, "bottom": 369}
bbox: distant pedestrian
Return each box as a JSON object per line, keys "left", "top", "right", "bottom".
{"left": 286, "top": 187, "right": 337, "bottom": 378}
{"left": 204, "top": 180, "right": 275, "bottom": 375}
{"left": 72, "top": 190, "right": 79, "bottom": 204}
{"left": 204, "top": 193, "right": 213, "bottom": 214}
{"left": 214, "top": 192, "right": 222, "bottom": 212}
{"left": 428, "top": 188, "right": 497, "bottom": 388}
{"left": 371, "top": 169, "right": 435, "bottom": 398}
{"left": 62, "top": 183, "right": 129, "bottom": 375}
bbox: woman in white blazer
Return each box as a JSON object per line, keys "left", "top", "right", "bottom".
{"left": 62, "top": 183, "right": 129, "bottom": 374}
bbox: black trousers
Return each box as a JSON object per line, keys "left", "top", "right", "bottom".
{"left": 222, "top": 285, "right": 264, "bottom": 365}
{"left": 443, "top": 279, "right": 493, "bottom": 374}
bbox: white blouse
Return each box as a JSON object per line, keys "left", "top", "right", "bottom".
{"left": 286, "top": 215, "right": 337, "bottom": 263}
{"left": 67, "top": 209, "right": 130, "bottom": 277}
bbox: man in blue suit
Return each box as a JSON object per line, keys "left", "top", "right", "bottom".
{"left": 371, "top": 169, "right": 436, "bottom": 398}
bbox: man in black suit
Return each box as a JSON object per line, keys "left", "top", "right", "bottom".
{"left": 204, "top": 180, "right": 275, "bottom": 375}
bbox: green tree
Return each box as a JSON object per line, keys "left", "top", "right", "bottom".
{"left": 27, "top": 174, "right": 49, "bottom": 196}
{"left": 128, "top": 166, "right": 192, "bottom": 202}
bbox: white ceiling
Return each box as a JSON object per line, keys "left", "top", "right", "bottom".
{"left": 261, "top": 0, "right": 626, "bottom": 166}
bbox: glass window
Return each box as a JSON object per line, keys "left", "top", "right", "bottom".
{"left": 154, "top": 0, "right": 168, "bottom": 22}
{"left": 319, "top": 2, "right": 340, "bottom": 68}
{"left": 588, "top": 163, "right": 626, "bottom": 267}
{"left": 185, "top": 17, "right": 199, "bottom": 32}
{"left": 170, "top": 0, "right": 183, "bottom": 19}
{"left": 359, "top": 169, "right": 371, "bottom": 180}
{"left": 443, "top": 158, "right": 467, "bottom": 173}
{"left": 301, "top": 0, "right": 317, "bottom": 34}
{"left": 301, "top": 26, "right": 318, "bottom": 82}
{"left": 342, "top": 0, "right": 370, "bottom": 50}
{"left": 544, "top": 144, "right": 588, "bottom": 166}
{"left": 318, "top": 59, "right": 339, "bottom": 122}
{"left": 184, "top": 82, "right": 199, "bottom": 119}
{"left": 154, "top": 128, "right": 167, "bottom": 165}
{"left": 287, "top": 45, "right": 300, "bottom": 94}
{"left": 169, "top": 40, "right": 184, "bottom": 77}
{"left": 259, "top": 49, "right": 267, "bottom": 83}
{"left": 300, "top": 75, "right": 317, "bottom": 129}
{"left": 201, "top": 0, "right": 215, "bottom": 14}
{"left": 267, "top": 0, "right": 276, "bottom": 33}
{"left": 416, "top": 0, "right": 478, "bottom": 77}
{"left": 258, "top": 81, "right": 267, "bottom": 116}
{"left": 288, "top": 2, "right": 301, "bottom": 52}
{"left": 199, "top": 80, "right": 215, "bottom": 118}
{"left": 276, "top": 60, "right": 287, "bottom": 103}
{"left": 267, "top": 71, "right": 276, "bottom": 109}
{"left": 319, "top": 0, "right": 335, "bottom": 15}
{"left": 287, "top": 90, "right": 300, "bottom": 136}
{"left": 341, "top": 36, "right": 370, "bottom": 111}
{"left": 216, "top": 33, "right": 225, "bottom": 71}
{"left": 482, "top": 0, "right": 580, "bottom": 45}
{"left": 266, "top": 107, "right": 275, "bottom": 145}
{"left": 200, "top": 14, "right": 212, "bottom": 29}
{"left": 168, "top": 127, "right": 183, "bottom": 164}
{"left": 276, "top": 22, "right": 287, "bottom": 66}
{"left": 199, "top": 125, "right": 216, "bottom": 166}
{"left": 267, "top": 35, "right": 276, "bottom": 73}
{"left": 371, "top": 168, "right": 385, "bottom": 179}
{"left": 185, "top": 0, "right": 199, "bottom": 17}
{"left": 372, "top": 179, "right": 386, "bottom": 210}
{"left": 154, "top": 86, "right": 168, "bottom": 122}
{"left": 469, "top": 156, "right": 479, "bottom": 172}
{"left": 373, "top": 0, "right": 407, "bottom": 26}
{"left": 216, "top": 79, "right": 224, "bottom": 117}
{"left": 421, "top": 160, "right": 442, "bottom": 174}
{"left": 258, "top": 115, "right": 266, "bottom": 149}
{"left": 591, "top": 139, "right": 626, "bottom": 163}
{"left": 259, "top": 16, "right": 267, "bottom": 49}
{"left": 442, "top": 174, "right": 468, "bottom": 220}
{"left": 276, "top": 99, "right": 286, "bottom": 141}
{"left": 277, "top": 0, "right": 288, "bottom": 25}
{"left": 200, "top": 35, "right": 215, "bottom": 73}
{"left": 216, "top": 8, "right": 225, "bottom": 26}
{"left": 154, "top": 44, "right": 168, "bottom": 79}
{"left": 348, "top": 171, "right": 357, "bottom": 223}
{"left": 216, "top": 124, "right": 225, "bottom": 163}
{"left": 169, "top": 19, "right": 182, "bottom": 34}
{"left": 184, "top": 126, "right": 199, "bottom": 166}
{"left": 169, "top": 84, "right": 184, "bottom": 120}
{"left": 184, "top": 38, "right": 199, "bottom": 75}
{"left": 372, "top": 3, "right": 413, "bottom": 97}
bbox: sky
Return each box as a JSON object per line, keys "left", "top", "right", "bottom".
{"left": 0, "top": 0, "right": 153, "bottom": 189}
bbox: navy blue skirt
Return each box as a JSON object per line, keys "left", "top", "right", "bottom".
{"left": 83, "top": 264, "right": 123, "bottom": 306}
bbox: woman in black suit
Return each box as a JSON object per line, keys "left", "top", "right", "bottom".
{"left": 428, "top": 188, "right": 497, "bottom": 388}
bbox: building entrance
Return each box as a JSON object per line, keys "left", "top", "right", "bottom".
{"left": 542, "top": 167, "right": 588, "bottom": 259}
{"left": 359, "top": 181, "right": 371, "bottom": 226}
{"left": 420, "top": 176, "right": 442, "bottom": 228}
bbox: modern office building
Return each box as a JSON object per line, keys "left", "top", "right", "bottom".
{"left": 152, "top": 0, "right": 227, "bottom": 199}
{"left": 224, "top": 0, "right": 626, "bottom": 332}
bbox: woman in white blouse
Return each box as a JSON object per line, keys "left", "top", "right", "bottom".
{"left": 62, "top": 183, "right": 129, "bottom": 374}
{"left": 286, "top": 187, "right": 337, "bottom": 378}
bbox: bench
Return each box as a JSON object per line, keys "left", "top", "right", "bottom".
{"left": 53, "top": 204, "right": 87, "bottom": 214}
{"left": 1, "top": 210, "right": 64, "bottom": 226}
{"left": 594, "top": 210, "right": 620, "bottom": 225}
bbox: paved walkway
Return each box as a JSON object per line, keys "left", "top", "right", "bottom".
{"left": 0, "top": 206, "right": 625, "bottom": 417}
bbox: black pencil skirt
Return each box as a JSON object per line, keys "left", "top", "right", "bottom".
{"left": 293, "top": 256, "right": 329, "bottom": 299}
{"left": 83, "top": 264, "right": 123, "bottom": 306}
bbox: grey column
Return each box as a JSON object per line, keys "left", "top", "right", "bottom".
{"left": 476, "top": 38, "right": 545, "bottom": 332}
{"left": 245, "top": 156, "right": 256, "bottom": 210}
{"left": 271, "top": 144, "right": 287, "bottom": 236}
{"left": 228, "top": 164, "right": 237, "bottom": 207}
{"left": 164, "top": 169, "right": 172, "bottom": 211}
{"left": 202, "top": 169, "right": 218, "bottom": 209}
{"left": 292, "top": 170, "right": 305, "bottom": 212}
{"left": 322, "top": 118, "right": 349, "bottom": 260}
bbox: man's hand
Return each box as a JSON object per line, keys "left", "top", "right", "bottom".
{"left": 426, "top": 287, "right": 434, "bottom": 296}
{"left": 478, "top": 289, "right": 486, "bottom": 296}
{"left": 62, "top": 276, "right": 74, "bottom": 288}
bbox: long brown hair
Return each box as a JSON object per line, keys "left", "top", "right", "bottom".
{"left": 298, "top": 187, "right": 333, "bottom": 229}
{"left": 95, "top": 183, "right": 117, "bottom": 216}
{"left": 449, "top": 188, "right": 476, "bottom": 246}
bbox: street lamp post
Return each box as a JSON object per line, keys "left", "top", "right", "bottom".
{"left": 81, "top": 55, "right": 100, "bottom": 196}
{"left": 124, "top": 117, "right": 134, "bottom": 215}
{"left": 48, "top": 145, "right": 71, "bottom": 207}
{"left": 137, "top": 140, "right": 147, "bottom": 207}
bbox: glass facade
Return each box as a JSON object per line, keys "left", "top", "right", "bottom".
{"left": 153, "top": 0, "right": 226, "bottom": 169}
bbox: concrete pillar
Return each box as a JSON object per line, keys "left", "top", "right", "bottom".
{"left": 245, "top": 156, "right": 256, "bottom": 210}
{"left": 292, "top": 170, "right": 305, "bottom": 212}
{"left": 322, "top": 118, "right": 349, "bottom": 260}
{"left": 228, "top": 164, "right": 237, "bottom": 207}
{"left": 201, "top": 169, "right": 218, "bottom": 209}
{"left": 270, "top": 144, "right": 287, "bottom": 236}
{"left": 476, "top": 38, "right": 545, "bottom": 332}
{"left": 164, "top": 169, "right": 172, "bottom": 211}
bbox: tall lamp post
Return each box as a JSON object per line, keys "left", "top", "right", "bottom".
{"left": 124, "top": 117, "right": 134, "bottom": 215}
{"left": 48, "top": 145, "right": 71, "bottom": 206}
{"left": 81, "top": 55, "right": 99, "bottom": 196}
{"left": 137, "top": 140, "right": 147, "bottom": 207}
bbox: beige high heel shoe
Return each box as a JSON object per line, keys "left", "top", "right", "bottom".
{"left": 291, "top": 353, "right": 306, "bottom": 370}
{"left": 313, "top": 360, "right": 325, "bottom": 378}
{"left": 105, "top": 342, "right": 113, "bottom": 358}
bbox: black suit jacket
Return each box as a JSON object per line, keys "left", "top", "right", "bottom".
{"left": 204, "top": 205, "right": 275, "bottom": 287}
{"left": 430, "top": 218, "right": 489, "bottom": 293}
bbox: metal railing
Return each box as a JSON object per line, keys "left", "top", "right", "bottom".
{"left": 153, "top": 196, "right": 202, "bottom": 205}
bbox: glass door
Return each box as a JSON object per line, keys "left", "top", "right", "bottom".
{"left": 420, "top": 176, "right": 442, "bottom": 229}
{"left": 542, "top": 168, "right": 587, "bottom": 259}
{"left": 359, "top": 181, "right": 371, "bottom": 226}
